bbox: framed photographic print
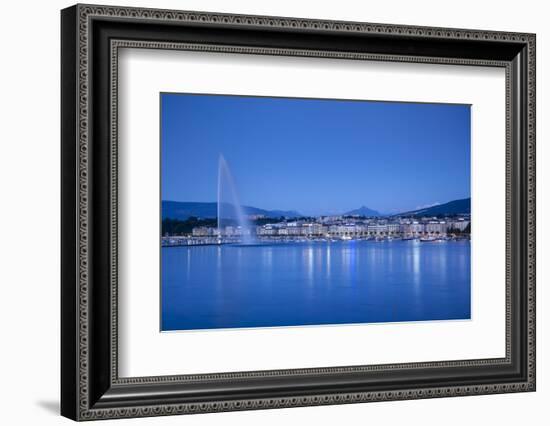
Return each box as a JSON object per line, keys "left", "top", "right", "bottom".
{"left": 61, "top": 4, "right": 536, "bottom": 421}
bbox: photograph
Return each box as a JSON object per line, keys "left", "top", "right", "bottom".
{"left": 160, "top": 93, "right": 472, "bottom": 332}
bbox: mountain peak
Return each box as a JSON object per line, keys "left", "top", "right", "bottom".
{"left": 344, "top": 206, "right": 381, "bottom": 217}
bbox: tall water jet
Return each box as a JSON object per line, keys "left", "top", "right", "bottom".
{"left": 217, "top": 155, "right": 254, "bottom": 244}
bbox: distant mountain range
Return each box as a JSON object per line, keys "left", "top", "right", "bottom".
{"left": 162, "top": 201, "right": 302, "bottom": 220}
{"left": 394, "top": 198, "right": 471, "bottom": 217}
{"left": 342, "top": 198, "right": 470, "bottom": 218}
{"left": 162, "top": 197, "right": 471, "bottom": 221}
{"left": 343, "top": 206, "right": 382, "bottom": 217}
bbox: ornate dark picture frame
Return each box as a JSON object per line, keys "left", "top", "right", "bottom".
{"left": 61, "top": 4, "right": 536, "bottom": 421}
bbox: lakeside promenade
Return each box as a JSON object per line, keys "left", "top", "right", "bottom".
{"left": 162, "top": 215, "right": 470, "bottom": 247}
{"left": 162, "top": 234, "right": 470, "bottom": 247}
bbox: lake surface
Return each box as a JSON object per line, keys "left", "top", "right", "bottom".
{"left": 161, "top": 240, "right": 471, "bottom": 331}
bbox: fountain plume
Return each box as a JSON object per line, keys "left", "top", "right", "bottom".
{"left": 217, "top": 154, "right": 254, "bottom": 244}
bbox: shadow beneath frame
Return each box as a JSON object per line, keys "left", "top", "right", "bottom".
{"left": 36, "top": 400, "right": 59, "bottom": 416}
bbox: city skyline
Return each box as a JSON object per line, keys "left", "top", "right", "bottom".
{"left": 161, "top": 93, "right": 471, "bottom": 215}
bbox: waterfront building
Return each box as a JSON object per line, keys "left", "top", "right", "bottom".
{"left": 329, "top": 224, "right": 361, "bottom": 237}
{"left": 277, "top": 227, "right": 289, "bottom": 236}
{"left": 451, "top": 219, "right": 470, "bottom": 232}
{"left": 257, "top": 225, "right": 277, "bottom": 236}
{"left": 328, "top": 225, "right": 339, "bottom": 236}
{"left": 287, "top": 226, "right": 302, "bottom": 236}
{"left": 410, "top": 222, "right": 425, "bottom": 235}
{"left": 387, "top": 223, "right": 400, "bottom": 234}
{"left": 426, "top": 221, "right": 448, "bottom": 235}
{"left": 367, "top": 224, "right": 387, "bottom": 235}
{"left": 400, "top": 223, "right": 412, "bottom": 234}
{"left": 301, "top": 223, "right": 313, "bottom": 235}
{"left": 312, "top": 223, "right": 328, "bottom": 235}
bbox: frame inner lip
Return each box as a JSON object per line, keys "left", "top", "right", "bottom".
{"left": 109, "top": 38, "right": 513, "bottom": 385}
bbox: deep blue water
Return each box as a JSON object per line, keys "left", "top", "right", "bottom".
{"left": 161, "top": 240, "right": 471, "bottom": 331}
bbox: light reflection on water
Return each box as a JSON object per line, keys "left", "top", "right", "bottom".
{"left": 162, "top": 240, "right": 471, "bottom": 331}
{"left": 326, "top": 243, "right": 331, "bottom": 280}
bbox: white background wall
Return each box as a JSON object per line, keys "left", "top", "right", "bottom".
{"left": 0, "top": 0, "right": 546, "bottom": 424}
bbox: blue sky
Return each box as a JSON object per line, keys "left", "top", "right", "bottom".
{"left": 161, "top": 93, "right": 470, "bottom": 216}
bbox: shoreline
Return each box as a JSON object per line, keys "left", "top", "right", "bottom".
{"left": 161, "top": 236, "right": 471, "bottom": 248}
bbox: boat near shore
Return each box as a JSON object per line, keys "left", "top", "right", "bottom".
{"left": 419, "top": 236, "right": 451, "bottom": 242}
{"left": 420, "top": 236, "right": 438, "bottom": 242}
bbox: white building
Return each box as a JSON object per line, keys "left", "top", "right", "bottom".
{"left": 426, "top": 221, "right": 448, "bottom": 234}
{"left": 451, "top": 220, "right": 470, "bottom": 232}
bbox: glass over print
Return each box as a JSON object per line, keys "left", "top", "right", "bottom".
{"left": 160, "top": 93, "right": 472, "bottom": 331}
